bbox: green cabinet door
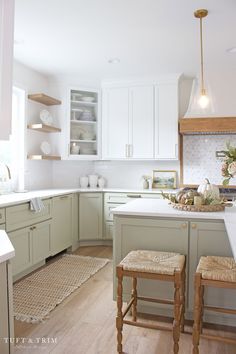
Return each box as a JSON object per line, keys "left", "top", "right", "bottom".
{"left": 79, "top": 193, "right": 103, "bottom": 240}
{"left": 51, "top": 194, "right": 73, "bottom": 256}
{"left": 189, "top": 221, "right": 234, "bottom": 324}
{"left": 32, "top": 220, "right": 51, "bottom": 264}
{"left": 8, "top": 226, "right": 32, "bottom": 276}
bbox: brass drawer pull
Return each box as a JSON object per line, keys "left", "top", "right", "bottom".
{"left": 181, "top": 223, "right": 187, "bottom": 229}
{"left": 192, "top": 223, "right": 197, "bottom": 229}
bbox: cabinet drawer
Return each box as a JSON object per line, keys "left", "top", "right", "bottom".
{"left": 6, "top": 199, "right": 52, "bottom": 232}
{"left": 105, "top": 193, "right": 140, "bottom": 204}
{"left": 0, "top": 208, "right": 5, "bottom": 224}
{"left": 104, "top": 192, "right": 162, "bottom": 204}
{"left": 105, "top": 203, "right": 122, "bottom": 221}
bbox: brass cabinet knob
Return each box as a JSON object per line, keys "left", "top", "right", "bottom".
{"left": 191, "top": 223, "right": 197, "bottom": 229}
{"left": 181, "top": 223, "right": 187, "bottom": 229}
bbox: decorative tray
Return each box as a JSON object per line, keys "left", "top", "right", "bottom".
{"left": 170, "top": 202, "right": 225, "bottom": 212}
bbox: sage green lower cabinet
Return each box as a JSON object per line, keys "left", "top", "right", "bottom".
{"left": 32, "top": 220, "right": 51, "bottom": 264}
{"left": 9, "top": 220, "right": 51, "bottom": 277}
{"left": 105, "top": 221, "right": 114, "bottom": 240}
{"left": 51, "top": 194, "right": 73, "bottom": 256}
{"left": 0, "top": 208, "right": 6, "bottom": 224}
{"left": 113, "top": 216, "right": 189, "bottom": 316}
{"left": 113, "top": 216, "right": 235, "bottom": 325}
{"left": 189, "top": 221, "right": 234, "bottom": 325}
{"left": 0, "top": 224, "right": 5, "bottom": 230}
{"left": 8, "top": 226, "right": 32, "bottom": 276}
{"left": 0, "top": 261, "right": 14, "bottom": 354}
{"left": 79, "top": 193, "right": 103, "bottom": 240}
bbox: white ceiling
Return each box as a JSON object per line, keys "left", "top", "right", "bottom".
{"left": 14, "top": 0, "right": 236, "bottom": 80}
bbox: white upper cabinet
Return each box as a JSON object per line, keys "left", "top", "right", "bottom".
{"left": 102, "top": 87, "right": 129, "bottom": 159}
{"left": 155, "top": 82, "right": 179, "bottom": 159}
{"left": 0, "top": 0, "right": 15, "bottom": 140}
{"left": 102, "top": 85, "right": 154, "bottom": 159}
{"left": 129, "top": 86, "right": 154, "bottom": 158}
{"left": 102, "top": 77, "right": 180, "bottom": 160}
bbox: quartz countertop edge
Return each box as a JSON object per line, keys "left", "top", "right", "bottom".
{"left": 0, "top": 188, "right": 176, "bottom": 208}
{"left": 0, "top": 230, "right": 15, "bottom": 263}
{"left": 112, "top": 198, "right": 236, "bottom": 261}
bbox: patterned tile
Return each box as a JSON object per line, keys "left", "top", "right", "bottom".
{"left": 183, "top": 135, "right": 236, "bottom": 185}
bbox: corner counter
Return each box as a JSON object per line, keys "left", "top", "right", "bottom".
{"left": 112, "top": 199, "right": 236, "bottom": 326}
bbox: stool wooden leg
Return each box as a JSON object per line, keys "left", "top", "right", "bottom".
{"left": 173, "top": 272, "right": 181, "bottom": 354}
{"left": 192, "top": 273, "right": 202, "bottom": 354}
{"left": 180, "top": 268, "right": 186, "bottom": 333}
{"left": 199, "top": 285, "right": 204, "bottom": 334}
{"left": 116, "top": 266, "right": 123, "bottom": 354}
{"left": 132, "top": 277, "right": 137, "bottom": 322}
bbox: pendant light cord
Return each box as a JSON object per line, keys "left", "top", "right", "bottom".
{"left": 200, "top": 17, "right": 205, "bottom": 94}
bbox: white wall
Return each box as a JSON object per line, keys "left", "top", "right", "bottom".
{"left": 13, "top": 60, "right": 53, "bottom": 190}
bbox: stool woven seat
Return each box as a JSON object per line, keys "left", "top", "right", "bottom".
{"left": 120, "top": 250, "right": 185, "bottom": 275}
{"left": 196, "top": 256, "right": 236, "bottom": 283}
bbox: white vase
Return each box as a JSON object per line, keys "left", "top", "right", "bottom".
{"left": 98, "top": 177, "right": 106, "bottom": 188}
{"left": 80, "top": 176, "right": 89, "bottom": 188}
{"left": 88, "top": 175, "right": 98, "bottom": 188}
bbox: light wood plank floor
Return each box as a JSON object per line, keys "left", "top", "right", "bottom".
{"left": 14, "top": 246, "right": 236, "bottom": 354}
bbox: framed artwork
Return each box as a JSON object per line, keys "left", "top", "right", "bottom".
{"left": 152, "top": 170, "right": 177, "bottom": 189}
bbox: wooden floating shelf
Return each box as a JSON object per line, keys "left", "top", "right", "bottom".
{"left": 27, "top": 155, "right": 61, "bottom": 160}
{"left": 27, "top": 123, "right": 61, "bottom": 133}
{"left": 179, "top": 117, "right": 236, "bottom": 135}
{"left": 28, "top": 93, "right": 61, "bottom": 106}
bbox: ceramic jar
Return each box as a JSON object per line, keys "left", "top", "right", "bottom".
{"left": 88, "top": 175, "right": 98, "bottom": 188}
{"left": 80, "top": 176, "right": 89, "bottom": 188}
{"left": 98, "top": 177, "right": 106, "bottom": 188}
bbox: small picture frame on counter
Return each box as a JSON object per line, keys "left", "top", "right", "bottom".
{"left": 152, "top": 170, "right": 177, "bottom": 189}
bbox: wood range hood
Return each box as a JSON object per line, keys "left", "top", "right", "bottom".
{"left": 179, "top": 117, "right": 236, "bottom": 135}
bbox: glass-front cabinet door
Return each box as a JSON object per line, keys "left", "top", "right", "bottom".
{"left": 68, "top": 88, "right": 99, "bottom": 160}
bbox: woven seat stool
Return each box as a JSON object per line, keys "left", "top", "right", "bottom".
{"left": 116, "top": 250, "right": 186, "bottom": 354}
{"left": 192, "top": 256, "right": 236, "bottom": 354}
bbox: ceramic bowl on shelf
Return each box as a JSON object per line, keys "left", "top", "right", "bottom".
{"left": 40, "top": 110, "right": 53, "bottom": 125}
{"left": 40, "top": 141, "right": 51, "bottom": 155}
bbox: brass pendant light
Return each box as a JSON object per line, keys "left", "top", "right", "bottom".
{"left": 194, "top": 9, "right": 209, "bottom": 109}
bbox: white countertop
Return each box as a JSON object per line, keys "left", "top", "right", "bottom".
{"left": 0, "top": 231, "right": 15, "bottom": 263}
{"left": 0, "top": 187, "right": 174, "bottom": 208}
{"left": 113, "top": 198, "right": 236, "bottom": 260}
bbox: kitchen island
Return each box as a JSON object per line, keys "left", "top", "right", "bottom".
{"left": 113, "top": 198, "right": 236, "bottom": 326}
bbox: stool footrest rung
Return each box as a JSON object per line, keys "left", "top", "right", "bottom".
{"left": 204, "top": 305, "right": 236, "bottom": 315}
{"left": 122, "top": 298, "right": 134, "bottom": 318}
{"left": 138, "top": 295, "right": 174, "bottom": 305}
{"left": 201, "top": 333, "right": 236, "bottom": 345}
{"left": 123, "top": 319, "right": 172, "bottom": 332}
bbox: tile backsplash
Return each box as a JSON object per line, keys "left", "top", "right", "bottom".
{"left": 183, "top": 135, "right": 236, "bottom": 185}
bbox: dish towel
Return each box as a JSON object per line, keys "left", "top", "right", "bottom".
{"left": 30, "top": 198, "right": 45, "bottom": 213}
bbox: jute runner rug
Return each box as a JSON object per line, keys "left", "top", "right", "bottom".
{"left": 13, "top": 254, "right": 109, "bottom": 323}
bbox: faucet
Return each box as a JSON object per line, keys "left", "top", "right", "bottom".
{"left": 0, "top": 163, "right": 11, "bottom": 181}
